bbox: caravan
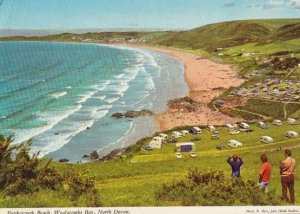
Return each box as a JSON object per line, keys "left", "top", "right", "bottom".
{"left": 273, "top": 119, "right": 282, "bottom": 126}
{"left": 260, "top": 136, "right": 273, "bottom": 144}
{"left": 228, "top": 140, "right": 242, "bottom": 148}
{"left": 189, "top": 127, "right": 202, "bottom": 134}
{"left": 181, "top": 130, "right": 190, "bottom": 136}
{"left": 158, "top": 133, "right": 168, "bottom": 140}
{"left": 285, "top": 131, "right": 299, "bottom": 139}
{"left": 149, "top": 136, "right": 164, "bottom": 149}
{"left": 287, "top": 118, "right": 298, "bottom": 125}
{"left": 172, "top": 131, "right": 183, "bottom": 138}
{"left": 239, "top": 122, "right": 250, "bottom": 129}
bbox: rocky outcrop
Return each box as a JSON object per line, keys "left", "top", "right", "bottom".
{"left": 112, "top": 109, "right": 154, "bottom": 119}
{"left": 98, "top": 149, "right": 125, "bottom": 162}
{"left": 59, "top": 159, "right": 69, "bottom": 162}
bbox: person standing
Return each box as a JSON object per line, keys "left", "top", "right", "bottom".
{"left": 227, "top": 154, "right": 243, "bottom": 177}
{"left": 280, "top": 149, "right": 296, "bottom": 204}
{"left": 259, "top": 154, "right": 272, "bottom": 190}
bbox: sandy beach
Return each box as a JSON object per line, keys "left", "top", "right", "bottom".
{"left": 117, "top": 44, "right": 245, "bottom": 131}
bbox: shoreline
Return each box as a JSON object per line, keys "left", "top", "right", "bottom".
{"left": 114, "top": 43, "right": 245, "bottom": 131}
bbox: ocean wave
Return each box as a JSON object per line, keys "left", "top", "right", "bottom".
{"left": 50, "top": 91, "right": 68, "bottom": 99}
{"left": 104, "top": 97, "right": 120, "bottom": 104}
{"left": 30, "top": 109, "right": 109, "bottom": 157}
{"left": 31, "top": 118, "right": 96, "bottom": 157}
{"left": 10, "top": 104, "right": 83, "bottom": 146}
{"left": 76, "top": 91, "right": 98, "bottom": 104}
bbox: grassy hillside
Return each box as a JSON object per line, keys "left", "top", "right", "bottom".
{"left": 149, "top": 19, "right": 300, "bottom": 51}
{"left": 1, "top": 122, "right": 300, "bottom": 206}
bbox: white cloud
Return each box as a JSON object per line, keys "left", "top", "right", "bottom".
{"left": 263, "top": 0, "right": 284, "bottom": 9}
{"left": 287, "top": 0, "right": 300, "bottom": 9}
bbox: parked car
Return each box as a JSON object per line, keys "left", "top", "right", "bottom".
{"left": 167, "top": 137, "right": 177, "bottom": 143}
{"left": 260, "top": 136, "right": 274, "bottom": 144}
{"left": 143, "top": 146, "right": 153, "bottom": 151}
{"left": 175, "top": 152, "right": 182, "bottom": 159}
{"left": 285, "top": 131, "right": 299, "bottom": 138}
{"left": 212, "top": 129, "right": 219, "bottom": 134}
{"left": 273, "top": 119, "right": 282, "bottom": 126}
{"left": 228, "top": 140, "right": 242, "bottom": 148}
{"left": 211, "top": 134, "right": 220, "bottom": 140}
{"left": 240, "top": 128, "right": 253, "bottom": 132}
{"left": 191, "top": 137, "right": 201, "bottom": 142}
{"left": 208, "top": 125, "right": 216, "bottom": 132}
{"left": 216, "top": 144, "right": 225, "bottom": 150}
{"left": 230, "top": 130, "right": 240, "bottom": 135}
{"left": 226, "top": 124, "right": 235, "bottom": 129}
{"left": 190, "top": 152, "right": 197, "bottom": 158}
{"left": 257, "top": 121, "right": 270, "bottom": 129}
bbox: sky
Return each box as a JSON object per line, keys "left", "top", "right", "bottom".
{"left": 0, "top": 0, "right": 299, "bottom": 30}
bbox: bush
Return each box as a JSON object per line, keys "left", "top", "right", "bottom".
{"left": 0, "top": 137, "right": 40, "bottom": 195}
{"left": 157, "top": 169, "right": 280, "bottom": 206}
{"left": 62, "top": 168, "right": 100, "bottom": 206}
{"left": 0, "top": 135, "right": 101, "bottom": 206}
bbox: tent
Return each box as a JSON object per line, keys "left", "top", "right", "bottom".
{"left": 176, "top": 142, "right": 196, "bottom": 152}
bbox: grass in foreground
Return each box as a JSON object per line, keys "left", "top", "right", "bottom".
{"left": 1, "top": 122, "right": 300, "bottom": 207}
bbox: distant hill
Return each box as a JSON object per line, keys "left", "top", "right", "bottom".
{"left": 1, "top": 19, "right": 299, "bottom": 51}
{"left": 149, "top": 19, "right": 300, "bottom": 51}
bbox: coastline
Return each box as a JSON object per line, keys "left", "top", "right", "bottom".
{"left": 114, "top": 44, "right": 245, "bottom": 131}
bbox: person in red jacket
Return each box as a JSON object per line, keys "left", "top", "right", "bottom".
{"left": 259, "top": 154, "right": 272, "bottom": 191}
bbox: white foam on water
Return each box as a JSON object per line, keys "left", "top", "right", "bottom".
{"left": 93, "top": 95, "right": 106, "bottom": 100}
{"left": 97, "top": 105, "right": 113, "bottom": 110}
{"left": 31, "top": 118, "right": 96, "bottom": 157}
{"left": 104, "top": 97, "right": 120, "bottom": 104}
{"left": 11, "top": 104, "right": 83, "bottom": 146}
{"left": 93, "top": 110, "right": 109, "bottom": 120}
{"left": 28, "top": 106, "right": 110, "bottom": 157}
{"left": 115, "top": 73, "right": 125, "bottom": 79}
{"left": 65, "top": 86, "right": 72, "bottom": 89}
{"left": 50, "top": 91, "right": 67, "bottom": 99}
{"left": 76, "top": 90, "right": 98, "bottom": 104}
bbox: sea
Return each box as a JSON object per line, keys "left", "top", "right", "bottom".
{"left": 0, "top": 41, "right": 188, "bottom": 162}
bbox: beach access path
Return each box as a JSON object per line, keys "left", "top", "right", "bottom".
{"left": 117, "top": 44, "right": 245, "bottom": 131}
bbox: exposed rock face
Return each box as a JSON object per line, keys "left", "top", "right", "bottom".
{"left": 124, "top": 109, "right": 154, "bottom": 118}
{"left": 98, "top": 149, "right": 125, "bottom": 162}
{"left": 59, "top": 159, "right": 69, "bottom": 162}
{"left": 112, "top": 109, "right": 154, "bottom": 119}
{"left": 112, "top": 112, "right": 124, "bottom": 119}
{"left": 90, "top": 150, "right": 99, "bottom": 160}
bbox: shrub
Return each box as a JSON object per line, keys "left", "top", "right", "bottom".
{"left": 157, "top": 169, "right": 280, "bottom": 206}
{"left": 37, "top": 166, "right": 62, "bottom": 190}
{"left": 62, "top": 168, "right": 97, "bottom": 202}
{"left": 0, "top": 135, "right": 101, "bottom": 206}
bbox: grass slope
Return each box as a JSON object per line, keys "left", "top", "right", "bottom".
{"left": 1, "top": 122, "right": 300, "bottom": 207}
{"left": 149, "top": 19, "right": 300, "bottom": 51}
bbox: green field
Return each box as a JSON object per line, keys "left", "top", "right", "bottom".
{"left": 1, "top": 122, "right": 300, "bottom": 207}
